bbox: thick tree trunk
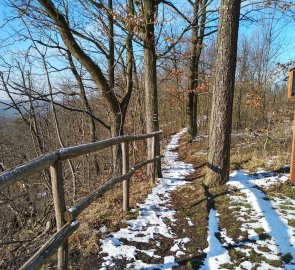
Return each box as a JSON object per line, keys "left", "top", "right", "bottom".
{"left": 111, "top": 0, "right": 134, "bottom": 176}
{"left": 107, "top": 0, "right": 120, "bottom": 175}
{"left": 204, "top": 0, "right": 241, "bottom": 187}
{"left": 187, "top": 92, "right": 195, "bottom": 141}
{"left": 143, "top": 0, "right": 162, "bottom": 179}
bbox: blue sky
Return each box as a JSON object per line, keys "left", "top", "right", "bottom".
{"left": 239, "top": 9, "right": 295, "bottom": 63}
{"left": 0, "top": 0, "right": 294, "bottom": 101}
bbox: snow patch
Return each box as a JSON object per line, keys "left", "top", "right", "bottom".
{"left": 99, "top": 129, "right": 194, "bottom": 269}
{"left": 227, "top": 170, "right": 295, "bottom": 269}
{"left": 201, "top": 209, "right": 231, "bottom": 269}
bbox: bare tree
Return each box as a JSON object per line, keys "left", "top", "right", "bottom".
{"left": 187, "top": 0, "right": 209, "bottom": 141}
{"left": 204, "top": 0, "right": 241, "bottom": 187}
{"left": 19, "top": 0, "right": 135, "bottom": 175}
{"left": 141, "top": 0, "right": 162, "bottom": 178}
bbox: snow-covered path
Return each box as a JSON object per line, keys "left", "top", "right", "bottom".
{"left": 195, "top": 168, "right": 295, "bottom": 270}
{"left": 231, "top": 172, "right": 295, "bottom": 253}
{"left": 99, "top": 129, "right": 194, "bottom": 269}
{"left": 228, "top": 170, "right": 295, "bottom": 269}
{"left": 201, "top": 169, "right": 295, "bottom": 270}
{"left": 98, "top": 130, "right": 295, "bottom": 269}
{"left": 200, "top": 209, "right": 231, "bottom": 269}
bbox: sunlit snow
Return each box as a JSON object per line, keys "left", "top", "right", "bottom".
{"left": 99, "top": 129, "right": 194, "bottom": 269}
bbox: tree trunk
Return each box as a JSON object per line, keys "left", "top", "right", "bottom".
{"left": 66, "top": 51, "right": 100, "bottom": 174}
{"left": 236, "top": 86, "right": 242, "bottom": 131}
{"left": 204, "top": 0, "right": 241, "bottom": 187}
{"left": 33, "top": 0, "right": 138, "bottom": 180}
{"left": 143, "top": 0, "right": 162, "bottom": 179}
{"left": 109, "top": 0, "right": 135, "bottom": 176}
{"left": 110, "top": 115, "right": 124, "bottom": 176}
{"left": 108, "top": 0, "right": 115, "bottom": 89}
{"left": 42, "top": 55, "right": 77, "bottom": 202}
{"left": 187, "top": 0, "right": 208, "bottom": 141}
{"left": 187, "top": 1, "right": 199, "bottom": 141}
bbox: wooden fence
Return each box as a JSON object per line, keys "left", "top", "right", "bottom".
{"left": 0, "top": 131, "right": 162, "bottom": 270}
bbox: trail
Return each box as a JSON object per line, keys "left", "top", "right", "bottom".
{"left": 228, "top": 170, "right": 295, "bottom": 269}
{"left": 98, "top": 131, "right": 295, "bottom": 270}
{"left": 98, "top": 129, "right": 194, "bottom": 269}
{"left": 201, "top": 169, "right": 295, "bottom": 269}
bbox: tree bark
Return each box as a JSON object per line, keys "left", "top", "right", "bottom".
{"left": 187, "top": 0, "right": 208, "bottom": 141}
{"left": 143, "top": 0, "right": 162, "bottom": 179}
{"left": 187, "top": 1, "right": 199, "bottom": 141}
{"left": 110, "top": 0, "right": 134, "bottom": 176}
{"left": 204, "top": 0, "right": 241, "bottom": 187}
{"left": 108, "top": 0, "right": 115, "bottom": 89}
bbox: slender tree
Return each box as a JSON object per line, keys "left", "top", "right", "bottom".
{"left": 25, "top": 0, "right": 134, "bottom": 175}
{"left": 141, "top": 0, "right": 162, "bottom": 179}
{"left": 204, "top": 0, "right": 241, "bottom": 186}
{"left": 187, "top": 0, "right": 208, "bottom": 141}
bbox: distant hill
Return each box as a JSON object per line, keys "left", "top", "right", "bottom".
{"left": 0, "top": 100, "right": 49, "bottom": 119}
{"left": 0, "top": 100, "right": 20, "bottom": 119}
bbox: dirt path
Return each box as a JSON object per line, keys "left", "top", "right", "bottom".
{"left": 96, "top": 130, "right": 295, "bottom": 270}
{"left": 98, "top": 130, "right": 195, "bottom": 269}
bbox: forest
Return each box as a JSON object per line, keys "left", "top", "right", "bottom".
{"left": 0, "top": 0, "right": 295, "bottom": 269}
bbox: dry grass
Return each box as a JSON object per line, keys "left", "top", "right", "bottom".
{"left": 178, "top": 133, "right": 208, "bottom": 165}
{"left": 179, "top": 123, "right": 291, "bottom": 175}
{"left": 65, "top": 172, "right": 154, "bottom": 267}
{"left": 230, "top": 122, "right": 291, "bottom": 172}
{"left": 172, "top": 127, "right": 292, "bottom": 269}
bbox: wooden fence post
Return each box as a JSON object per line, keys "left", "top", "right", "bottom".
{"left": 122, "top": 142, "right": 130, "bottom": 212}
{"left": 50, "top": 159, "right": 68, "bottom": 270}
{"left": 146, "top": 136, "right": 156, "bottom": 183}
{"left": 155, "top": 133, "right": 162, "bottom": 178}
{"left": 151, "top": 136, "right": 156, "bottom": 183}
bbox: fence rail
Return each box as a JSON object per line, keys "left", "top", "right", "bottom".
{"left": 0, "top": 131, "right": 162, "bottom": 189}
{"left": 64, "top": 155, "right": 162, "bottom": 222}
{"left": 19, "top": 220, "right": 79, "bottom": 270}
{"left": 0, "top": 130, "right": 162, "bottom": 270}
{"left": 0, "top": 153, "right": 58, "bottom": 188}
